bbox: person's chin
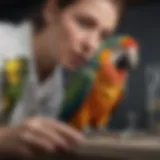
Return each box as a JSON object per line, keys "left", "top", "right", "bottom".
{"left": 63, "top": 63, "right": 76, "bottom": 72}
{"left": 62, "top": 59, "right": 85, "bottom": 72}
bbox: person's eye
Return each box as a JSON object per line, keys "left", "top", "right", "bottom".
{"left": 76, "top": 16, "right": 96, "bottom": 28}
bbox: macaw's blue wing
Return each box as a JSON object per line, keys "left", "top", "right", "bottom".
{"left": 59, "top": 67, "right": 95, "bottom": 122}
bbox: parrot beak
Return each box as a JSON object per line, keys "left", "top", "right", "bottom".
{"left": 114, "top": 47, "right": 139, "bottom": 71}
{"left": 115, "top": 54, "right": 131, "bottom": 70}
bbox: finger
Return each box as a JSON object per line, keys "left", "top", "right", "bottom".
{"left": 27, "top": 123, "right": 71, "bottom": 150}
{"left": 46, "top": 130, "right": 71, "bottom": 150}
{"left": 20, "top": 131, "right": 56, "bottom": 154}
{"left": 41, "top": 118, "right": 86, "bottom": 143}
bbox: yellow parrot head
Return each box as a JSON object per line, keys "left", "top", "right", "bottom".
{"left": 4, "top": 58, "right": 26, "bottom": 84}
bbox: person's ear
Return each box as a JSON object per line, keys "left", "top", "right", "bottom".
{"left": 43, "top": 0, "right": 59, "bottom": 25}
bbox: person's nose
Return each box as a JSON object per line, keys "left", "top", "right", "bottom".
{"left": 81, "top": 33, "right": 100, "bottom": 59}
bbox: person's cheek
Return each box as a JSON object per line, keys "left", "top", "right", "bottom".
{"left": 68, "top": 18, "right": 85, "bottom": 45}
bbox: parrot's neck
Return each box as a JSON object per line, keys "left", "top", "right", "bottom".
{"left": 100, "top": 63, "right": 127, "bottom": 85}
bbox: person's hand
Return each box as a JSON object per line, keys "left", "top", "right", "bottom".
{"left": 0, "top": 117, "right": 85, "bottom": 158}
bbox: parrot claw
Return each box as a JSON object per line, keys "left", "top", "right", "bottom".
{"left": 83, "top": 126, "right": 93, "bottom": 135}
{"left": 96, "top": 127, "right": 108, "bottom": 134}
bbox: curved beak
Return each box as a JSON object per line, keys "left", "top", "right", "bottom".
{"left": 113, "top": 47, "right": 139, "bottom": 71}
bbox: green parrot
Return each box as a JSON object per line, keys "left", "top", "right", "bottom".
{"left": 58, "top": 67, "right": 96, "bottom": 122}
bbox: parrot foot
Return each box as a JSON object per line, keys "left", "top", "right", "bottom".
{"left": 83, "top": 126, "right": 93, "bottom": 135}
{"left": 95, "top": 127, "right": 108, "bottom": 134}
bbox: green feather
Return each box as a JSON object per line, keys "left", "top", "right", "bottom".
{"left": 59, "top": 67, "right": 95, "bottom": 122}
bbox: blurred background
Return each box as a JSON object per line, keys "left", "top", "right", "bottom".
{"left": 0, "top": 0, "right": 160, "bottom": 131}
{"left": 110, "top": 0, "right": 160, "bottom": 131}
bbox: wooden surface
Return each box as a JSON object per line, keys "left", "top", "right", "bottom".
{"left": 53, "top": 132, "right": 160, "bottom": 160}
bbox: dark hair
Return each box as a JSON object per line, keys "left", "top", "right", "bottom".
{"left": 28, "top": 0, "right": 76, "bottom": 31}
{"left": 29, "top": 0, "right": 126, "bottom": 32}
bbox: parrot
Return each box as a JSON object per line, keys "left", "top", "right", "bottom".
{"left": 1, "top": 57, "right": 28, "bottom": 122}
{"left": 59, "top": 35, "right": 139, "bottom": 132}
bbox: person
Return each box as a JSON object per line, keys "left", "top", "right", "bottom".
{"left": 0, "top": 0, "right": 126, "bottom": 158}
